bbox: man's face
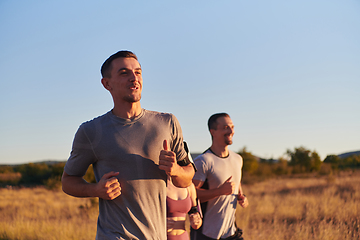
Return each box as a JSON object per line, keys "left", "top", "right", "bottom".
{"left": 102, "top": 57, "right": 143, "bottom": 103}
{"left": 211, "top": 116, "right": 235, "bottom": 146}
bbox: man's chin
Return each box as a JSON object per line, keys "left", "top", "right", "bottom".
{"left": 124, "top": 95, "right": 141, "bottom": 103}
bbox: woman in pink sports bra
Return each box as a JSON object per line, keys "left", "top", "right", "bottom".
{"left": 167, "top": 177, "right": 202, "bottom": 240}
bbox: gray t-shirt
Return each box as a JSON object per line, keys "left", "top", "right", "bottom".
{"left": 64, "top": 109, "right": 187, "bottom": 240}
{"left": 193, "top": 149, "right": 243, "bottom": 239}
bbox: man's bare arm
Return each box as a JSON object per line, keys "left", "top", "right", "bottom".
{"left": 61, "top": 171, "right": 121, "bottom": 200}
{"left": 171, "top": 163, "right": 195, "bottom": 188}
{"left": 193, "top": 176, "right": 235, "bottom": 203}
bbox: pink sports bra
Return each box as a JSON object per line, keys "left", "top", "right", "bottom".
{"left": 166, "top": 192, "right": 192, "bottom": 218}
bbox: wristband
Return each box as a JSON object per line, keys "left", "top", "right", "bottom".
{"left": 188, "top": 206, "right": 199, "bottom": 215}
{"left": 188, "top": 199, "right": 203, "bottom": 218}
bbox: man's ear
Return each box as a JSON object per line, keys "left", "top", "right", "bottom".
{"left": 209, "top": 128, "right": 215, "bottom": 138}
{"left": 101, "top": 78, "right": 112, "bottom": 91}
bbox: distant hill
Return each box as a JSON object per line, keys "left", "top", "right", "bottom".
{"left": 38, "top": 160, "right": 66, "bottom": 165}
{"left": 0, "top": 160, "right": 66, "bottom": 167}
{"left": 2, "top": 150, "right": 359, "bottom": 167}
{"left": 338, "top": 151, "right": 360, "bottom": 159}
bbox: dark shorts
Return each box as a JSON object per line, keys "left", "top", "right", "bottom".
{"left": 190, "top": 228, "right": 243, "bottom": 240}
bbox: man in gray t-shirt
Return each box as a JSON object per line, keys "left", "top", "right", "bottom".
{"left": 62, "top": 51, "right": 195, "bottom": 240}
{"left": 191, "top": 113, "right": 249, "bottom": 240}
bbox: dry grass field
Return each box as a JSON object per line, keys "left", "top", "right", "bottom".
{"left": 236, "top": 171, "right": 360, "bottom": 240}
{"left": 0, "top": 187, "right": 98, "bottom": 240}
{"left": 0, "top": 171, "right": 359, "bottom": 240}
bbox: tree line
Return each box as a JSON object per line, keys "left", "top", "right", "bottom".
{"left": 0, "top": 146, "right": 359, "bottom": 187}
{"left": 0, "top": 162, "right": 95, "bottom": 189}
{"left": 239, "top": 146, "right": 360, "bottom": 183}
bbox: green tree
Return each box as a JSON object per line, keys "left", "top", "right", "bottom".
{"left": 15, "top": 163, "right": 52, "bottom": 185}
{"left": 310, "top": 151, "right": 322, "bottom": 171}
{"left": 287, "top": 146, "right": 322, "bottom": 173}
{"left": 323, "top": 154, "right": 340, "bottom": 169}
{"left": 339, "top": 155, "right": 360, "bottom": 169}
{"left": 49, "top": 162, "right": 66, "bottom": 178}
{"left": 0, "top": 165, "right": 15, "bottom": 173}
{"left": 238, "top": 147, "right": 259, "bottom": 174}
{"left": 274, "top": 157, "right": 289, "bottom": 175}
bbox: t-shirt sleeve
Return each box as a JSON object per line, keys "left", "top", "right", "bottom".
{"left": 64, "top": 124, "right": 97, "bottom": 177}
{"left": 193, "top": 156, "right": 207, "bottom": 182}
{"left": 169, "top": 114, "right": 187, "bottom": 162}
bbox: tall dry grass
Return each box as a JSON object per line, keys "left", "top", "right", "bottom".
{"left": 236, "top": 171, "right": 360, "bottom": 240}
{"left": 0, "top": 187, "right": 98, "bottom": 240}
{"left": 1, "top": 171, "right": 359, "bottom": 240}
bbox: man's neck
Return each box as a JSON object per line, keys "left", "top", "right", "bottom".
{"left": 112, "top": 102, "right": 142, "bottom": 119}
{"left": 210, "top": 144, "right": 229, "bottom": 158}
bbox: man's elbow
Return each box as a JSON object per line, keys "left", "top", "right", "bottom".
{"left": 173, "top": 165, "right": 195, "bottom": 188}
{"left": 172, "top": 178, "right": 192, "bottom": 188}
{"left": 61, "top": 172, "right": 69, "bottom": 194}
{"left": 61, "top": 171, "right": 76, "bottom": 196}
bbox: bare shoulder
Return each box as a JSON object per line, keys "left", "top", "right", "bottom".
{"left": 188, "top": 183, "right": 197, "bottom": 198}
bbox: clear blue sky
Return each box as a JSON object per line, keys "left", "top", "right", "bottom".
{"left": 1, "top": 0, "right": 359, "bottom": 164}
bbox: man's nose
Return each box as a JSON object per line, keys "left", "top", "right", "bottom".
{"left": 129, "top": 71, "right": 137, "bottom": 81}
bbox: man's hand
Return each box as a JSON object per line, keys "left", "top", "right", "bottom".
{"left": 218, "top": 176, "right": 235, "bottom": 195}
{"left": 159, "top": 140, "right": 180, "bottom": 176}
{"left": 238, "top": 194, "right": 249, "bottom": 208}
{"left": 95, "top": 171, "right": 121, "bottom": 200}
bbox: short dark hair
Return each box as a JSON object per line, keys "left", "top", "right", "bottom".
{"left": 101, "top": 50, "right": 138, "bottom": 78}
{"left": 208, "top": 113, "right": 230, "bottom": 131}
